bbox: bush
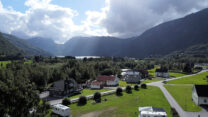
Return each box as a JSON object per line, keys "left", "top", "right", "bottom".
{"left": 93, "top": 92, "right": 101, "bottom": 103}
{"left": 78, "top": 96, "right": 87, "bottom": 106}
{"left": 134, "top": 85, "right": 139, "bottom": 91}
{"left": 126, "top": 86, "right": 132, "bottom": 94}
{"left": 116, "top": 87, "right": 123, "bottom": 96}
{"left": 171, "top": 107, "right": 180, "bottom": 117}
{"left": 141, "top": 84, "right": 147, "bottom": 89}
{"left": 137, "top": 81, "right": 141, "bottom": 84}
{"left": 62, "top": 98, "right": 71, "bottom": 106}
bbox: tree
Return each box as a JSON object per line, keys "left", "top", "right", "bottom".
{"left": 141, "top": 84, "right": 147, "bottom": 89}
{"left": 78, "top": 96, "right": 87, "bottom": 106}
{"left": 62, "top": 98, "right": 71, "bottom": 106}
{"left": 126, "top": 86, "right": 132, "bottom": 94}
{"left": 116, "top": 87, "right": 123, "bottom": 96}
{"left": 93, "top": 92, "right": 101, "bottom": 103}
{"left": 0, "top": 69, "right": 40, "bottom": 117}
{"left": 183, "top": 63, "right": 192, "bottom": 73}
{"left": 134, "top": 85, "right": 139, "bottom": 91}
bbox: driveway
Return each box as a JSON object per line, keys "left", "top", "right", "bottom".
{"left": 148, "top": 70, "right": 208, "bottom": 117}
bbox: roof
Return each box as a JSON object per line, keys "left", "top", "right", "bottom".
{"left": 91, "top": 80, "right": 101, "bottom": 85}
{"left": 155, "top": 69, "right": 168, "bottom": 73}
{"left": 53, "top": 104, "right": 69, "bottom": 110}
{"left": 194, "top": 85, "right": 208, "bottom": 97}
{"left": 139, "top": 107, "right": 167, "bottom": 116}
{"left": 97, "top": 75, "right": 116, "bottom": 81}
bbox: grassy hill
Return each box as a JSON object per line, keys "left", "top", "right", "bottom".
{"left": 2, "top": 33, "right": 52, "bottom": 56}
{"left": 0, "top": 33, "right": 22, "bottom": 55}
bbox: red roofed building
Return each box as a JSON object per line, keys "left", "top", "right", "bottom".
{"left": 90, "top": 80, "right": 104, "bottom": 89}
{"left": 96, "top": 75, "right": 119, "bottom": 86}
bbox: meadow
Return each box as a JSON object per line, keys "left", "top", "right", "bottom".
{"left": 164, "top": 85, "right": 202, "bottom": 112}
{"left": 70, "top": 86, "right": 172, "bottom": 117}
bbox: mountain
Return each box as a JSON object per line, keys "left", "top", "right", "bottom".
{"left": 2, "top": 33, "right": 52, "bottom": 56}
{"left": 168, "top": 43, "right": 208, "bottom": 58}
{"left": 27, "top": 37, "right": 63, "bottom": 56}
{"left": 0, "top": 33, "right": 22, "bottom": 55}
{"left": 25, "top": 8, "right": 208, "bottom": 58}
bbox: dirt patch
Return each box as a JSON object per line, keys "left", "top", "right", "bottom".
{"left": 80, "top": 107, "right": 117, "bottom": 117}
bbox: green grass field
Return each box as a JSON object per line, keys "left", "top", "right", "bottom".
{"left": 70, "top": 86, "right": 172, "bottom": 117}
{"left": 0, "top": 61, "right": 11, "bottom": 68}
{"left": 167, "top": 71, "right": 208, "bottom": 85}
{"left": 164, "top": 85, "right": 202, "bottom": 112}
{"left": 68, "top": 89, "right": 112, "bottom": 99}
{"left": 148, "top": 66, "right": 187, "bottom": 78}
{"left": 0, "top": 60, "right": 33, "bottom": 68}
{"left": 148, "top": 66, "right": 159, "bottom": 76}
{"left": 169, "top": 71, "right": 187, "bottom": 78}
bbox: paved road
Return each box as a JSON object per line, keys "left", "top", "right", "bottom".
{"left": 148, "top": 70, "right": 208, "bottom": 117}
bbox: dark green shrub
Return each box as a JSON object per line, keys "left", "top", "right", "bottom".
{"left": 78, "top": 96, "right": 87, "bottom": 106}
{"left": 62, "top": 98, "right": 71, "bottom": 106}
{"left": 126, "top": 86, "right": 132, "bottom": 94}
{"left": 116, "top": 87, "right": 123, "bottom": 96}
{"left": 141, "top": 83, "right": 147, "bottom": 89}
{"left": 93, "top": 92, "right": 101, "bottom": 103}
{"left": 134, "top": 85, "right": 139, "bottom": 91}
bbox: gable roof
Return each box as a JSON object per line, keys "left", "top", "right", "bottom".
{"left": 97, "top": 75, "right": 116, "bottom": 81}
{"left": 195, "top": 85, "right": 208, "bottom": 97}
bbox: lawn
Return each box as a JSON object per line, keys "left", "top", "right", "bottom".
{"left": 0, "top": 61, "right": 11, "bottom": 68}
{"left": 169, "top": 71, "right": 187, "bottom": 78}
{"left": 119, "top": 78, "right": 164, "bottom": 87}
{"left": 70, "top": 86, "right": 172, "bottom": 117}
{"left": 68, "top": 89, "right": 112, "bottom": 99}
{"left": 167, "top": 71, "right": 208, "bottom": 85}
{"left": 164, "top": 85, "right": 202, "bottom": 112}
{"left": 147, "top": 66, "right": 160, "bottom": 76}
{"left": 142, "top": 78, "right": 164, "bottom": 83}
{"left": 119, "top": 80, "right": 136, "bottom": 87}
{"left": 0, "top": 60, "right": 33, "bottom": 68}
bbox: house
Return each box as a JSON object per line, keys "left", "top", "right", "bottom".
{"left": 49, "top": 78, "right": 81, "bottom": 97}
{"left": 121, "top": 69, "right": 140, "bottom": 80}
{"left": 96, "top": 75, "right": 119, "bottom": 87}
{"left": 138, "top": 107, "right": 167, "bottom": 117}
{"left": 192, "top": 85, "right": 208, "bottom": 105}
{"left": 125, "top": 71, "right": 141, "bottom": 83}
{"left": 52, "top": 104, "right": 70, "bottom": 117}
{"left": 90, "top": 80, "right": 104, "bottom": 89}
{"left": 139, "top": 70, "right": 149, "bottom": 78}
{"left": 155, "top": 68, "right": 169, "bottom": 78}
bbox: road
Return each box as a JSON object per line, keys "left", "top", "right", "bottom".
{"left": 148, "top": 70, "right": 208, "bottom": 117}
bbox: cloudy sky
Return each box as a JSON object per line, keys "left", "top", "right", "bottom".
{"left": 0, "top": 0, "right": 208, "bottom": 43}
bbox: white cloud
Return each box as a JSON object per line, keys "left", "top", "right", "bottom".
{"left": 101, "top": 0, "right": 208, "bottom": 38}
{"left": 0, "top": 0, "right": 208, "bottom": 43}
{"left": 0, "top": 0, "right": 107, "bottom": 43}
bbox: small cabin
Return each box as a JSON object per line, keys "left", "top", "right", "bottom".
{"left": 52, "top": 104, "right": 70, "bottom": 117}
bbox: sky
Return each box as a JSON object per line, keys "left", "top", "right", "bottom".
{"left": 0, "top": 0, "right": 208, "bottom": 43}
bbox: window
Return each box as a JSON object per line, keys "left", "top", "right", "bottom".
{"left": 204, "top": 99, "right": 207, "bottom": 103}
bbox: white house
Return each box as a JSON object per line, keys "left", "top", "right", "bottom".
{"left": 52, "top": 104, "right": 70, "bottom": 117}
{"left": 90, "top": 80, "right": 103, "bottom": 89}
{"left": 125, "top": 71, "right": 141, "bottom": 83}
{"left": 155, "top": 69, "right": 169, "bottom": 78}
{"left": 96, "top": 75, "right": 119, "bottom": 86}
{"left": 121, "top": 69, "right": 140, "bottom": 80}
{"left": 192, "top": 85, "right": 208, "bottom": 105}
{"left": 138, "top": 107, "right": 167, "bottom": 117}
